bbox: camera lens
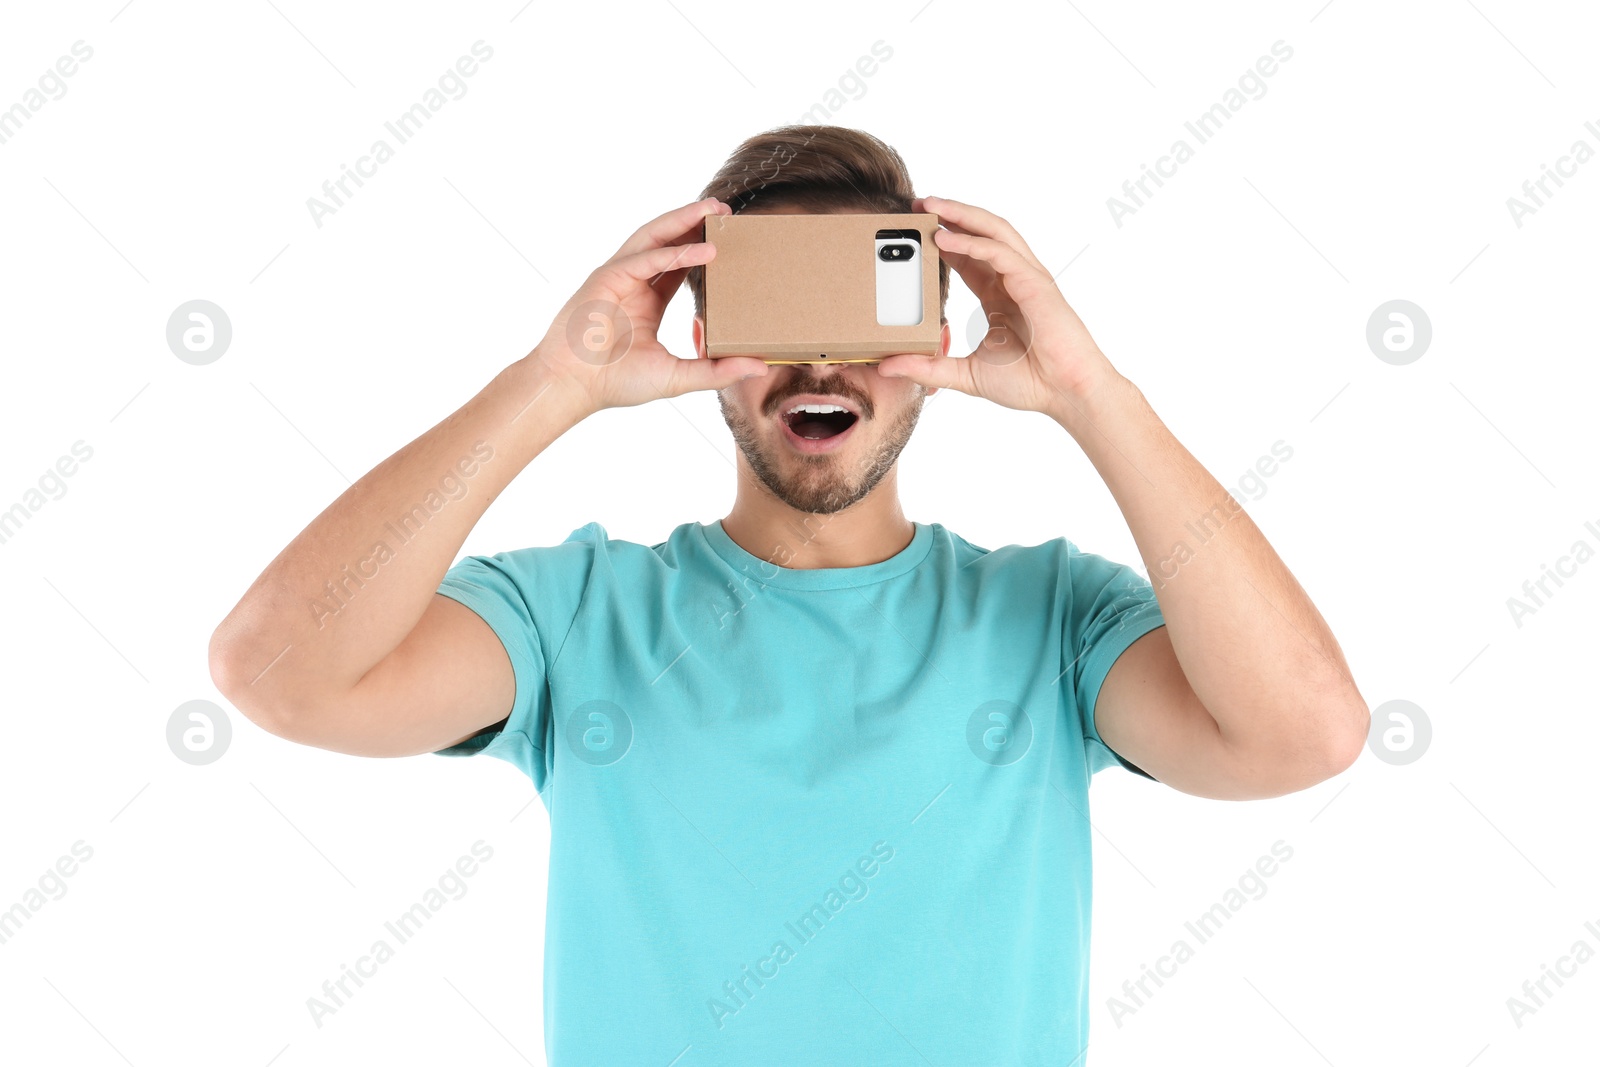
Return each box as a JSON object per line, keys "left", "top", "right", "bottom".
{"left": 879, "top": 243, "right": 913, "bottom": 261}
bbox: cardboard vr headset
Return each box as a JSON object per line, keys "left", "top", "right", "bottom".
{"left": 703, "top": 212, "right": 940, "bottom": 364}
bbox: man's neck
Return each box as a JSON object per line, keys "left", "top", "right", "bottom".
{"left": 719, "top": 473, "right": 915, "bottom": 571}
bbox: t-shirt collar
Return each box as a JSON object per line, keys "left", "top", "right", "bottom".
{"left": 698, "top": 518, "right": 932, "bottom": 591}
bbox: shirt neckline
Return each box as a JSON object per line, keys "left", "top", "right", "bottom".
{"left": 698, "top": 518, "right": 933, "bottom": 590}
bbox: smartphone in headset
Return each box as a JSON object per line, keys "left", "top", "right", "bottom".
{"left": 874, "top": 228, "right": 924, "bottom": 327}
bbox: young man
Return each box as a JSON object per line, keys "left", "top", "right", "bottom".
{"left": 211, "top": 125, "right": 1367, "bottom": 1065}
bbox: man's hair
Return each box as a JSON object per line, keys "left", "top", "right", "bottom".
{"left": 684, "top": 125, "right": 950, "bottom": 323}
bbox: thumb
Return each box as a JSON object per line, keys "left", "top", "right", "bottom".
{"left": 668, "top": 355, "right": 771, "bottom": 397}
{"left": 876, "top": 353, "right": 975, "bottom": 394}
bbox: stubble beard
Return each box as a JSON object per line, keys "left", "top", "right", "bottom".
{"left": 717, "top": 386, "right": 926, "bottom": 515}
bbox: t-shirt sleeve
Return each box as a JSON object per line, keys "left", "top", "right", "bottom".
{"left": 431, "top": 552, "right": 557, "bottom": 791}
{"left": 1062, "top": 542, "right": 1168, "bottom": 780}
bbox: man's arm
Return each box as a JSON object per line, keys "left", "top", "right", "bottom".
{"left": 1052, "top": 373, "right": 1368, "bottom": 800}
{"left": 208, "top": 197, "right": 770, "bottom": 757}
{"left": 208, "top": 354, "right": 592, "bottom": 756}
{"left": 872, "top": 195, "right": 1368, "bottom": 800}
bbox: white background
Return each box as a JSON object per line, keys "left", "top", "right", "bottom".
{"left": 2, "top": 1, "right": 1597, "bottom": 1064}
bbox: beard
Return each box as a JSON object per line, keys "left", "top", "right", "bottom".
{"left": 717, "top": 385, "right": 926, "bottom": 515}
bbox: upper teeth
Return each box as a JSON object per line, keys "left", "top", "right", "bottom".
{"left": 786, "top": 403, "right": 849, "bottom": 415}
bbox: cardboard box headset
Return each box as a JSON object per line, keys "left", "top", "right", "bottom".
{"left": 703, "top": 212, "right": 941, "bottom": 364}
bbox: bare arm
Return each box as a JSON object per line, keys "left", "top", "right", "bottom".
{"left": 1056, "top": 376, "right": 1368, "bottom": 800}
{"left": 208, "top": 197, "right": 769, "bottom": 757}
{"left": 208, "top": 354, "right": 589, "bottom": 755}
{"left": 870, "top": 194, "right": 1369, "bottom": 800}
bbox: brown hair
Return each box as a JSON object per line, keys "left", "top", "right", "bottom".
{"left": 684, "top": 125, "right": 949, "bottom": 323}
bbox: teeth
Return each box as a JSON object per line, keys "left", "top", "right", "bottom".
{"left": 785, "top": 403, "right": 850, "bottom": 415}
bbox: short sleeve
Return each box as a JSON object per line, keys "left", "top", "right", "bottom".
{"left": 432, "top": 553, "right": 555, "bottom": 791}
{"left": 1063, "top": 543, "right": 1168, "bottom": 779}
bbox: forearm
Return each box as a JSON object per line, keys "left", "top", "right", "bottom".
{"left": 1048, "top": 370, "right": 1366, "bottom": 760}
{"left": 210, "top": 350, "right": 590, "bottom": 714}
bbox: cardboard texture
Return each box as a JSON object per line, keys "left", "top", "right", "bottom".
{"left": 703, "top": 212, "right": 941, "bottom": 364}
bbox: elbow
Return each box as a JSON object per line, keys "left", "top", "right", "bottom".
{"left": 207, "top": 625, "right": 299, "bottom": 740}
{"left": 1323, "top": 703, "right": 1370, "bottom": 778}
{"left": 1280, "top": 695, "right": 1371, "bottom": 793}
{"left": 1315, "top": 682, "right": 1372, "bottom": 779}
{"left": 1222, "top": 695, "right": 1370, "bottom": 800}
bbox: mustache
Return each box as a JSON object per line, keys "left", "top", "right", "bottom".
{"left": 767, "top": 376, "right": 873, "bottom": 418}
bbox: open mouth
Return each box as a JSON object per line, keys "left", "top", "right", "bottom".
{"left": 781, "top": 404, "right": 860, "bottom": 441}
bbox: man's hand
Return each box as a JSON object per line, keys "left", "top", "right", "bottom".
{"left": 533, "top": 196, "right": 769, "bottom": 416}
{"left": 880, "top": 199, "right": 1369, "bottom": 799}
{"left": 874, "top": 195, "right": 1117, "bottom": 418}
{"left": 211, "top": 198, "right": 773, "bottom": 757}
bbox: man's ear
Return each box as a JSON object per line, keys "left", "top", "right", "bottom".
{"left": 692, "top": 315, "right": 707, "bottom": 359}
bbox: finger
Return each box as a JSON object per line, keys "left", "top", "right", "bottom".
{"left": 647, "top": 247, "right": 704, "bottom": 296}
{"left": 918, "top": 196, "right": 1045, "bottom": 272}
{"left": 662, "top": 354, "right": 770, "bottom": 397}
{"left": 606, "top": 240, "right": 716, "bottom": 286}
{"left": 915, "top": 200, "right": 980, "bottom": 238}
{"left": 918, "top": 213, "right": 1012, "bottom": 299}
{"left": 916, "top": 196, "right": 1048, "bottom": 275}
{"left": 614, "top": 197, "right": 730, "bottom": 260}
{"left": 647, "top": 262, "right": 692, "bottom": 299}
{"left": 642, "top": 242, "right": 715, "bottom": 298}
{"left": 933, "top": 229, "right": 1043, "bottom": 287}
{"left": 875, "top": 353, "right": 977, "bottom": 395}
{"left": 930, "top": 230, "right": 999, "bottom": 297}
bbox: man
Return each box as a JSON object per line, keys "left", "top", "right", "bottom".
{"left": 211, "top": 125, "right": 1368, "bottom": 1065}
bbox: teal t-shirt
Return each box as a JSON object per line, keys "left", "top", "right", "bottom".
{"left": 434, "top": 519, "right": 1166, "bottom": 1066}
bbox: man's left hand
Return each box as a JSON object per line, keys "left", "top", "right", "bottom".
{"left": 876, "top": 196, "right": 1119, "bottom": 418}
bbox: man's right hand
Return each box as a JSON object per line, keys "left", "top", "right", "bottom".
{"left": 532, "top": 197, "right": 769, "bottom": 416}
{"left": 210, "top": 196, "right": 769, "bottom": 758}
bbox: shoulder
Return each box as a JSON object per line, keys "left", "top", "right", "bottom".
{"left": 478, "top": 520, "right": 682, "bottom": 561}
{"left": 935, "top": 524, "right": 1079, "bottom": 576}
{"left": 465, "top": 522, "right": 606, "bottom": 576}
{"left": 476, "top": 521, "right": 716, "bottom": 583}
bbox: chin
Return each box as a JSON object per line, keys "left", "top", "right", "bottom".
{"left": 721, "top": 390, "right": 924, "bottom": 515}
